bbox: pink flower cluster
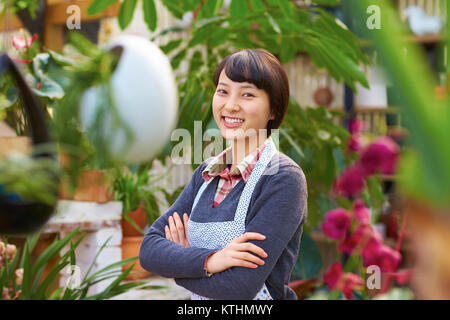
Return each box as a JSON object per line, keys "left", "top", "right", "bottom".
{"left": 11, "top": 29, "right": 38, "bottom": 64}
{"left": 335, "top": 131, "right": 399, "bottom": 197}
{"left": 324, "top": 262, "right": 364, "bottom": 300}
{"left": 321, "top": 200, "right": 402, "bottom": 299}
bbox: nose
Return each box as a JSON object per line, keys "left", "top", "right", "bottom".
{"left": 223, "top": 95, "right": 241, "bottom": 113}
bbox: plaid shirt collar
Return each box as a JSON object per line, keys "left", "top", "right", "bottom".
{"left": 202, "top": 136, "right": 272, "bottom": 184}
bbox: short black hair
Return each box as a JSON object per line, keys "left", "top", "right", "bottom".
{"left": 213, "top": 49, "right": 290, "bottom": 132}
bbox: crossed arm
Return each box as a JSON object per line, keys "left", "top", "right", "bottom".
{"left": 166, "top": 169, "right": 307, "bottom": 299}
{"left": 140, "top": 164, "right": 307, "bottom": 299}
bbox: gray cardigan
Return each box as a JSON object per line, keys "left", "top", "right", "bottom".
{"left": 139, "top": 152, "right": 308, "bottom": 299}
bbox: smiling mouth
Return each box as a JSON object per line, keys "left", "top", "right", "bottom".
{"left": 222, "top": 116, "right": 245, "bottom": 124}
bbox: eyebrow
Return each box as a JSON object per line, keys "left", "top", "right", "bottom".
{"left": 218, "top": 82, "right": 257, "bottom": 89}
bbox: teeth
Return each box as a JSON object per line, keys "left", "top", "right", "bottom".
{"left": 224, "top": 117, "right": 244, "bottom": 124}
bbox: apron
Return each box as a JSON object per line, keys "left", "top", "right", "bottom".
{"left": 187, "top": 138, "right": 278, "bottom": 300}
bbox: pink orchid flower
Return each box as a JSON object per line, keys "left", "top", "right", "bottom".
{"left": 12, "top": 29, "right": 38, "bottom": 50}
{"left": 321, "top": 208, "right": 352, "bottom": 240}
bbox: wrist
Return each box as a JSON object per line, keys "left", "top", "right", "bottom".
{"left": 204, "top": 250, "right": 218, "bottom": 277}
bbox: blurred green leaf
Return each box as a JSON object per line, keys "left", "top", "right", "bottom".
{"left": 118, "top": 0, "right": 138, "bottom": 30}
{"left": 198, "top": 0, "right": 224, "bottom": 20}
{"left": 292, "top": 231, "right": 323, "bottom": 280}
{"left": 143, "top": 0, "right": 158, "bottom": 31}
{"left": 160, "top": 39, "right": 183, "bottom": 55}
{"left": 87, "top": 0, "right": 118, "bottom": 15}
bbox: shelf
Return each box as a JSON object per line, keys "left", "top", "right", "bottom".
{"left": 328, "top": 107, "right": 400, "bottom": 113}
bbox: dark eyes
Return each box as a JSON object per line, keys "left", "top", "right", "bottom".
{"left": 216, "top": 89, "right": 254, "bottom": 97}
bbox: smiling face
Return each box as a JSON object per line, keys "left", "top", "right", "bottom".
{"left": 212, "top": 70, "right": 274, "bottom": 141}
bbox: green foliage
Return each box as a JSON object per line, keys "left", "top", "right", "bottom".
{"left": 0, "top": 227, "right": 143, "bottom": 300}
{"left": 51, "top": 32, "right": 131, "bottom": 191}
{"left": 291, "top": 231, "right": 323, "bottom": 280}
{"left": 87, "top": 0, "right": 119, "bottom": 16}
{"left": 118, "top": 0, "right": 138, "bottom": 30}
{"left": 142, "top": 0, "right": 158, "bottom": 31}
{"left": 280, "top": 101, "right": 350, "bottom": 230}
{"left": 0, "top": 153, "right": 60, "bottom": 206}
{"left": 1, "top": 0, "right": 40, "bottom": 18}
{"left": 112, "top": 164, "right": 160, "bottom": 234}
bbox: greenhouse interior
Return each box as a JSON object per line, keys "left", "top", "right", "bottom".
{"left": 0, "top": 0, "right": 448, "bottom": 303}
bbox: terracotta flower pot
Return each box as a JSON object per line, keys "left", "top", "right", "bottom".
{"left": 59, "top": 169, "right": 114, "bottom": 203}
{"left": 121, "top": 235, "right": 151, "bottom": 280}
{"left": 122, "top": 202, "right": 147, "bottom": 237}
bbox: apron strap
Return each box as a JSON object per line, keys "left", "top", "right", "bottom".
{"left": 234, "top": 139, "right": 278, "bottom": 225}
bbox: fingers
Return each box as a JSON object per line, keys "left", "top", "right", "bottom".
{"left": 168, "top": 215, "right": 180, "bottom": 244}
{"left": 235, "top": 232, "right": 266, "bottom": 243}
{"left": 164, "top": 225, "right": 172, "bottom": 241}
{"left": 231, "top": 258, "right": 259, "bottom": 269}
{"left": 165, "top": 212, "right": 190, "bottom": 247}
{"left": 173, "top": 212, "right": 186, "bottom": 246}
{"left": 183, "top": 213, "right": 189, "bottom": 244}
{"left": 236, "top": 242, "right": 268, "bottom": 259}
{"left": 233, "top": 251, "right": 265, "bottom": 267}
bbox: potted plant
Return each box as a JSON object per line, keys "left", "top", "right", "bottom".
{"left": 112, "top": 164, "right": 160, "bottom": 280}
{"left": 0, "top": 227, "right": 145, "bottom": 300}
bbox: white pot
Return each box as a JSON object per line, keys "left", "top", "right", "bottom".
{"left": 355, "top": 65, "right": 388, "bottom": 108}
{"left": 80, "top": 35, "right": 178, "bottom": 163}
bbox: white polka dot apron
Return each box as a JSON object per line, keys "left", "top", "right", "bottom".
{"left": 187, "top": 138, "right": 278, "bottom": 300}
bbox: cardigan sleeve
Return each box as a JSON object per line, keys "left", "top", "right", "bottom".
{"left": 139, "top": 161, "right": 216, "bottom": 279}
{"left": 174, "top": 165, "right": 308, "bottom": 299}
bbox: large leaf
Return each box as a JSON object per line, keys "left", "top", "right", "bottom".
{"left": 160, "top": 39, "right": 183, "bottom": 55}
{"left": 87, "top": 0, "right": 118, "bottom": 15}
{"left": 32, "top": 77, "right": 64, "bottom": 99}
{"left": 292, "top": 231, "right": 323, "bottom": 280}
{"left": 197, "top": 0, "right": 224, "bottom": 20}
{"left": 118, "top": 0, "right": 138, "bottom": 30}
{"left": 143, "top": 0, "right": 158, "bottom": 31}
{"left": 229, "top": 0, "right": 248, "bottom": 22}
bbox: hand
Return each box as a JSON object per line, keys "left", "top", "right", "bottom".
{"left": 205, "top": 232, "right": 268, "bottom": 275}
{"left": 165, "top": 212, "right": 190, "bottom": 247}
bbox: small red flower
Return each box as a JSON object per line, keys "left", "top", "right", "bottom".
{"left": 360, "top": 136, "right": 399, "bottom": 175}
{"left": 348, "top": 118, "right": 365, "bottom": 135}
{"left": 352, "top": 199, "right": 371, "bottom": 225}
{"left": 333, "top": 164, "right": 366, "bottom": 197}
{"left": 321, "top": 208, "right": 352, "bottom": 240}
{"left": 389, "top": 268, "right": 414, "bottom": 285}
{"left": 338, "top": 223, "right": 373, "bottom": 255}
{"left": 324, "top": 262, "right": 364, "bottom": 300}
{"left": 347, "top": 135, "right": 362, "bottom": 153}
{"left": 361, "top": 230, "right": 383, "bottom": 266}
{"left": 324, "top": 262, "right": 343, "bottom": 290}
{"left": 373, "top": 244, "right": 401, "bottom": 273}
{"left": 362, "top": 231, "right": 401, "bottom": 273}
{"left": 340, "top": 272, "right": 364, "bottom": 300}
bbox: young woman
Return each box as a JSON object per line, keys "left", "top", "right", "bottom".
{"left": 140, "top": 49, "right": 307, "bottom": 300}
